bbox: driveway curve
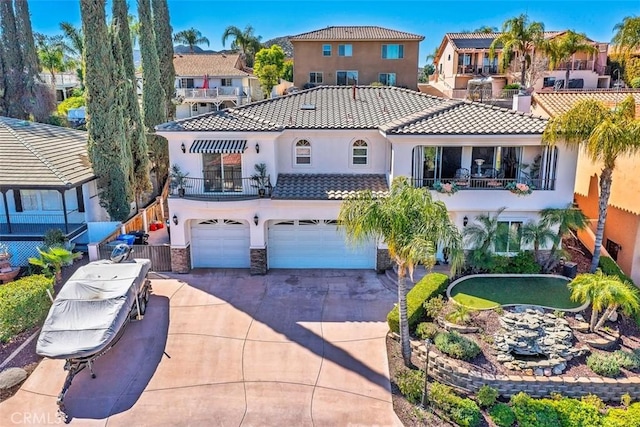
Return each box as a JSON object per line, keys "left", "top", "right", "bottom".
{"left": 0, "top": 269, "right": 402, "bottom": 426}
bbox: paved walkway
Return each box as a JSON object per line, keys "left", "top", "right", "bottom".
{"left": 1, "top": 269, "right": 402, "bottom": 426}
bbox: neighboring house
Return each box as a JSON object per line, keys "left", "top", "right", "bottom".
{"left": 289, "top": 26, "right": 424, "bottom": 90}
{"left": 173, "top": 53, "right": 261, "bottom": 119}
{"left": 155, "top": 86, "right": 577, "bottom": 275}
{"left": 429, "top": 31, "right": 610, "bottom": 100}
{"left": 0, "top": 117, "right": 117, "bottom": 266}
{"left": 39, "top": 71, "right": 81, "bottom": 102}
{"left": 531, "top": 90, "right": 640, "bottom": 284}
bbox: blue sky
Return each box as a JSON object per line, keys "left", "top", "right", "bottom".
{"left": 28, "top": 0, "right": 638, "bottom": 66}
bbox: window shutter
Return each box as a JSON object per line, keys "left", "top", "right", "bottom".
{"left": 76, "top": 186, "right": 85, "bottom": 213}
{"left": 13, "top": 190, "right": 22, "bottom": 212}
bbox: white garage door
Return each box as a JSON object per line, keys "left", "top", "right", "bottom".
{"left": 191, "top": 219, "right": 250, "bottom": 268}
{"left": 268, "top": 220, "right": 375, "bottom": 269}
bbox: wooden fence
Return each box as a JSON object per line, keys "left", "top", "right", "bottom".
{"left": 98, "top": 243, "right": 172, "bottom": 271}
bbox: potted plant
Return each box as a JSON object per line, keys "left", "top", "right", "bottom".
{"left": 433, "top": 181, "right": 459, "bottom": 196}
{"left": 170, "top": 164, "right": 189, "bottom": 197}
{"left": 505, "top": 181, "right": 534, "bottom": 196}
{"left": 0, "top": 243, "right": 11, "bottom": 273}
{"left": 251, "top": 163, "right": 270, "bottom": 198}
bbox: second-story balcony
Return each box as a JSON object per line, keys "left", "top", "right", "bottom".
{"left": 413, "top": 177, "right": 556, "bottom": 192}
{"left": 175, "top": 86, "right": 250, "bottom": 102}
{"left": 171, "top": 176, "right": 272, "bottom": 201}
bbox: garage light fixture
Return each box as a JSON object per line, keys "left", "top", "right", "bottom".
{"left": 173, "top": 214, "right": 178, "bottom": 225}
{"left": 253, "top": 214, "right": 259, "bottom": 226}
{"left": 255, "top": 142, "right": 260, "bottom": 154}
{"left": 463, "top": 216, "right": 469, "bottom": 227}
{"left": 180, "top": 142, "right": 186, "bottom": 153}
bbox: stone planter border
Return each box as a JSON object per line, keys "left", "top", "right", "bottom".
{"left": 393, "top": 333, "right": 640, "bottom": 402}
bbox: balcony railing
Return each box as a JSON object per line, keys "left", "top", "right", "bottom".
{"left": 552, "top": 60, "right": 594, "bottom": 72}
{"left": 413, "top": 177, "right": 556, "bottom": 191}
{"left": 0, "top": 212, "right": 86, "bottom": 237}
{"left": 171, "top": 176, "right": 271, "bottom": 200}
{"left": 176, "top": 87, "right": 248, "bottom": 100}
{"left": 457, "top": 65, "right": 500, "bottom": 75}
{"left": 445, "top": 88, "right": 520, "bottom": 101}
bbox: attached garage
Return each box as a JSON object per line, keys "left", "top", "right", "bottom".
{"left": 268, "top": 220, "right": 376, "bottom": 269}
{"left": 191, "top": 219, "right": 250, "bottom": 268}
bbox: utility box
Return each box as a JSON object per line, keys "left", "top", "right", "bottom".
{"left": 563, "top": 262, "right": 578, "bottom": 279}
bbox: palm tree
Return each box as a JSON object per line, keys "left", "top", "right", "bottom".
{"left": 489, "top": 14, "right": 545, "bottom": 87}
{"left": 463, "top": 207, "right": 507, "bottom": 252}
{"left": 173, "top": 27, "right": 210, "bottom": 53}
{"left": 35, "top": 34, "right": 75, "bottom": 88}
{"left": 543, "top": 30, "right": 597, "bottom": 89}
{"left": 59, "top": 22, "right": 84, "bottom": 88}
{"left": 29, "top": 246, "right": 82, "bottom": 285}
{"left": 128, "top": 14, "right": 140, "bottom": 48}
{"left": 569, "top": 271, "right": 639, "bottom": 332}
{"left": 338, "top": 176, "right": 463, "bottom": 366}
{"left": 540, "top": 205, "right": 588, "bottom": 271}
{"left": 521, "top": 220, "right": 557, "bottom": 264}
{"left": 474, "top": 26, "right": 498, "bottom": 33}
{"left": 612, "top": 16, "right": 640, "bottom": 57}
{"left": 543, "top": 96, "right": 640, "bottom": 272}
{"left": 221, "top": 25, "right": 262, "bottom": 66}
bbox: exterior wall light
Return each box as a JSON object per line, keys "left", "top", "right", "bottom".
{"left": 463, "top": 216, "right": 469, "bottom": 227}
{"left": 253, "top": 214, "right": 259, "bottom": 226}
{"left": 255, "top": 143, "right": 260, "bottom": 154}
{"left": 181, "top": 142, "right": 186, "bottom": 153}
{"left": 173, "top": 214, "right": 178, "bottom": 225}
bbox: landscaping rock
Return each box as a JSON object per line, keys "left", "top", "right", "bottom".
{"left": 0, "top": 367, "right": 27, "bottom": 389}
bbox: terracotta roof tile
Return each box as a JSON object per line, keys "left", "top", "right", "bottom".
{"left": 446, "top": 31, "right": 566, "bottom": 50}
{"left": 173, "top": 53, "right": 249, "bottom": 77}
{"left": 290, "top": 26, "right": 423, "bottom": 41}
{"left": 272, "top": 174, "right": 388, "bottom": 200}
{"left": 0, "top": 117, "right": 94, "bottom": 187}
{"left": 532, "top": 91, "right": 640, "bottom": 118}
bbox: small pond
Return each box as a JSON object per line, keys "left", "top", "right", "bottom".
{"left": 447, "top": 274, "right": 587, "bottom": 311}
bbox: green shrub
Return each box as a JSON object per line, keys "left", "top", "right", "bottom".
{"left": 415, "top": 322, "right": 439, "bottom": 340}
{"left": 613, "top": 350, "right": 640, "bottom": 370}
{"left": 599, "top": 257, "right": 634, "bottom": 285}
{"left": 510, "top": 392, "right": 560, "bottom": 427}
{"left": 504, "top": 83, "right": 521, "bottom": 90}
{"left": 490, "top": 402, "right": 516, "bottom": 427}
{"left": 434, "top": 331, "right": 481, "bottom": 360}
{"left": 429, "top": 381, "right": 481, "bottom": 427}
{"left": 43, "top": 228, "right": 68, "bottom": 249}
{"left": 387, "top": 273, "right": 449, "bottom": 333}
{"left": 489, "top": 254, "right": 512, "bottom": 273}
{"left": 621, "top": 393, "right": 632, "bottom": 408}
{"left": 631, "top": 77, "right": 640, "bottom": 89}
{"left": 549, "top": 397, "right": 603, "bottom": 427}
{"left": 0, "top": 275, "right": 54, "bottom": 343}
{"left": 445, "top": 304, "right": 473, "bottom": 325}
{"left": 604, "top": 402, "right": 640, "bottom": 427}
{"left": 423, "top": 294, "right": 446, "bottom": 319}
{"left": 587, "top": 353, "right": 621, "bottom": 377}
{"left": 396, "top": 368, "right": 424, "bottom": 404}
{"left": 476, "top": 384, "right": 499, "bottom": 408}
{"left": 507, "top": 251, "right": 541, "bottom": 274}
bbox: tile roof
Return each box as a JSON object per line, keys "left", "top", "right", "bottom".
{"left": 272, "top": 174, "right": 388, "bottom": 200}
{"left": 0, "top": 117, "right": 94, "bottom": 187}
{"left": 532, "top": 91, "right": 640, "bottom": 118}
{"left": 446, "top": 31, "right": 565, "bottom": 50}
{"left": 173, "top": 53, "right": 249, "bottom": 77}
{"left": 290, "top": 26, "right": 423, "bottom": 41}
{"left": 156, "top": 86, "right": 547, "bottom": 135}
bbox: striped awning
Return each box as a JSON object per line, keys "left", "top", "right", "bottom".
{"left": 189, "top": 139, "right": 247, "bottom": 154}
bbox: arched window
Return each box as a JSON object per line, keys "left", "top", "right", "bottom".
{"left": 295, "top": 140, "right": 311, "bottom": 165}
{"left": 352, "top": 140, "right": 368, "bottom": 165}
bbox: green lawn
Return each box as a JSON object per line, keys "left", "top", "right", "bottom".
{"left": 449, "top": 275, "right": 582, "bottom": 310}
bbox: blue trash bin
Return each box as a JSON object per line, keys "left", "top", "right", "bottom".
{"left": 117, "top": 234, "right": 135, "bottom": 246}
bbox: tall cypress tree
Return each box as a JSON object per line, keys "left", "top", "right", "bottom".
{"left": 152, "top": 0, "right": 176, "bottom": 120}
{"left": 80, "top": 0, "right": 131, "bottom": 221}
{"left": 112, "top": 0, "right": 151, "bottom": 203}
{"left": 0, "top": 0, "right": 27, "bottom": 119}
{"left": 138, "top": 0, "right": 168, "bottom": 184}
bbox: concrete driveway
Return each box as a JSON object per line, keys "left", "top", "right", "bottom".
{"left": 0, "top": 269, "right": 401, "bottom": 426}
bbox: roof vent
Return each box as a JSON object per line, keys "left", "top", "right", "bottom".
{"left": 300, "top": 103, "right": 316, "bottom": 110}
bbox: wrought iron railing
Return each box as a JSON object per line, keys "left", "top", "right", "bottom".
{"left": 171, "top": 176, "right": 272, "bottom": 200}
{"left": 412, "top": 177, "right": 556, "bottom": 191}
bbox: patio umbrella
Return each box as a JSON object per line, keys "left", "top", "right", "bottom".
{"left": 202, "top": 74, "right": 209, "bottom": 89}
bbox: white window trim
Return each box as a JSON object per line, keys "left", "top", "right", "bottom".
{"left": 381, "top": 44, "right": 404, "bottom": 60}
{"left": 336, "top": 70, "right": 358, "bottom": 86}
{"left": 294, "top": 139, "right": 312, "bottom": 167}
{"left": 309, "top": 71, "right": 323, "bottom": 84}
{"left": 322, "top": 44, "right": 331, "bottom": 56}
{"left": 494, "top": 218, "right": 524, "bottom": 255}
{"left": 338, "top": 44, "right": 353, "bottom": 57}
{"left": 349, "top": 139, "right": 369, "bottom": 168}
{"left": 378, "top": 73, "right": 397, "bottom": 86}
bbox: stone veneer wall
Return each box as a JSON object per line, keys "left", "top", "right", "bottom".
{"left": 376, "top": 249, "right": 392, "bottom": 273}
{"left": 394, "top": 335, "right": 640, "bottom": 402}
{"left": 171, "top": 245, "right": 191, "bottom": 273}
{"left": 250, "top": 248, "right": 267, "bottom": 275}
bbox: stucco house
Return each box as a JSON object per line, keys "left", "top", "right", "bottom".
{"left": 173, "top": 53, "right": 261, "bottom": 119}
{"left": 289, "top": 26, "right": 424, "bottom": 90}
{"left": 0, "top": 117, "right": 117, "bottom": 266}
{"left": 531, "top": 90, "right": 640, "bottom": 284}
{"left": 155, "top": 86, "right": 578, "bottom": 274}
{"left": 428, "top": 31, "right": 610, "bottom": 100}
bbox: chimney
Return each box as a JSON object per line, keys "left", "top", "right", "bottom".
{"left": 512, "top": 90, "right": 531, "bottom": 113}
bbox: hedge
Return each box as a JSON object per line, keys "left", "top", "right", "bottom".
{"left": 0, "top": 274, "right": 54, "bottom": 343}
{"left": 599, "top": 257, "right": 634, "bottom": 285}
{"left": 387, "top": 272, "right": 449, "bottom": 333}
{"left": 429, "top": 381, "right": 482, "bottom": 427}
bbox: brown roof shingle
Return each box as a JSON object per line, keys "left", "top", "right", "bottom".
{"left": 0, "top": 117, "right": 94, "bottom": 187}
{"left": 173, "top": 53, "right": 249, "bottom": 77}
{"left": 290, "top": 26, "right": 423, "bottom": 41}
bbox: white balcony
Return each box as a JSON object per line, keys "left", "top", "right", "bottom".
{"left": 176, "top": 86, "right": 251, "bottom": 103}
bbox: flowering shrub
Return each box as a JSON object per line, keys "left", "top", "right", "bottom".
{"left": 506, "top": 181, "right": 533, "bottom": 196}
{"left": 433, "top": 181, "right": 459, "bottom": 195}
